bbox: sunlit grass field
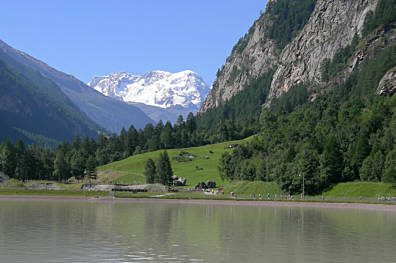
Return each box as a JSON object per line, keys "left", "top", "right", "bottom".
{"left": 97, "top": 137, "right": 254, "bottom": 186}
{"left": 324, "top": 182, "right": 396, "bottom": 198}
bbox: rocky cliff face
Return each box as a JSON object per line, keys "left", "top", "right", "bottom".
{"left": 267, "top": 0, "right": 378, "bottom": 106}
{"left": 199, "top": 5, "right": 279, "bottom": 112}
{"left": 377, "top": 67, "right": 396, "bottom": 96}
{"left": 200, "top": 0, "right": 379, "bottom": 112}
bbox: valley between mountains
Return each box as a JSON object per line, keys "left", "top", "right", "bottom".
{"left": 0, "top": 0, "right": 395, "bottom": 201}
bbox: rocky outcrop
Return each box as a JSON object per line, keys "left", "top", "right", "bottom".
{"left": 266, "top": 0, "right": 378, "bottom": 105}
{"left": 342, "top": 26, "right": 396, "bottom": 86}
{"left": 200, "top": 0, "right": 380, "bottom": 112}
{"left": 377, "top": 68, "right": 396, "bottom": 96}
{"left": 199, "top": 3, "right": 279, "bottom": 112}
{"left": 81, "top": 184, "right": 114, "bottom": 191}
{"left": 171, "top": 176, "right": 187, "bottom": 186}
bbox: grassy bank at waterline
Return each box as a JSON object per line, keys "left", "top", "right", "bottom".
{"left": 0, "top": 188, "right": 107, "bottom": 197}
{"left": 1, "top": 179, "right": 395, "bottom": 205}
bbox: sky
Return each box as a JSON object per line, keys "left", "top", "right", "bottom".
{"left": 1, "top": 0, "right": 267, "bottom": 86}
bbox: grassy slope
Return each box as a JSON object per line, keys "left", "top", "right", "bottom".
{"left": 97, "top": 137, "right": 254, "bottom": 186}
{"left": 324, "top": 182, "right": 396, "bottom": 198}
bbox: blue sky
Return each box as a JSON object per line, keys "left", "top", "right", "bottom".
{"left": 1, "top": 0, "right": 267, "bottom": 85}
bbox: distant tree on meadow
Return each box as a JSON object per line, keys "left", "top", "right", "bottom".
{"left": 157, "top": 151, "right": 173, "bottom": 186}
{"left": 144, "top": 158, "right": 157, "bottom": 184}
{"left": 85, "top": 155, "right": 97, "bottom": 182}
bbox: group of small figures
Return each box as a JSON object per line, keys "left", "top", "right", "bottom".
{"left": 377, "top": 196, "right": 396, "bottom": 202}
{"left": 246, "top": 193, "right": 297, "bottom": 200}
{"left": 228, "top": 192, "right": 297, "bottom": 200}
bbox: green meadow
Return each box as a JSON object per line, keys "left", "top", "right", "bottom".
{"left": 97, "top": 137, "right": 254, "bottom": 186}
{"left": 324, "top": 182, "right": 396, "bottom": 198}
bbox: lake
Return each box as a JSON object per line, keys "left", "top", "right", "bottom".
{"left": 0, "top": 198, "right": 395, "bottom": 262}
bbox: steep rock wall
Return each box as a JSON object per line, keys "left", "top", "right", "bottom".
{"left": 200, "top": 0, "right": 379, "bottom": 112}
{"left": 266, "top": 0, "right": 378, "bottom": 106}
{"left": 199, "top": 3, "right": 279, "bottom": 112}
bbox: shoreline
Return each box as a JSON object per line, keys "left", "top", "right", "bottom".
{"left": 1, "top": 195, "right": 396, "bottom": 212}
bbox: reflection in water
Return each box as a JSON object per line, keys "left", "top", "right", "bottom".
{"left": 0, "top": 199, "right": 395, "bottom": 263}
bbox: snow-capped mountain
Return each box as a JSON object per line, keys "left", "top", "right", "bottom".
{"left": 88, "top": 70, "right": 210, "bottom": 112}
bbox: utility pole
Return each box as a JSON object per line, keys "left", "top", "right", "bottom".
{"left": 299, "top": 173, "right": 305, "bottom": 199}
{"left": 303, "top": 173, "right": 305, "bottom": 200}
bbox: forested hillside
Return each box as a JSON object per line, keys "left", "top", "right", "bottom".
{"left": 0, "top": 113, "right": 222, "bottom": 182}
{"left": 0, "top": 40, "right": 154, "bottom": 133}
{"left": 1, "top": 0, "right": 395, "bottom": 193}
{"left": 0, "top": 55, "right": 101, "bottom": 146}
{"left": 218, "top": 0, "right": 396, "bottom": 194}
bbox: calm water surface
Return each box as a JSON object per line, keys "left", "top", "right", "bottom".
{"left": 0, "top": 199, "right": 395, "bottom": 263}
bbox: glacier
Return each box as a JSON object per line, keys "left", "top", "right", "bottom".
{"left": 88, "top": 70, "right": 210, "bottom": 110}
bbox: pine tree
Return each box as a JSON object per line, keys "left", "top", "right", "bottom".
{"left": 15, "top": 139, "right": 25, "bottom": 159}
{"left": 176, "top": 115, "right": 185, "bottom": 127}
{"left": 53, "top": 150, "right": 69, "bottom": 182}
{"left": 0, "top": 143, "right": 3, "bottom": 172}
{"left": 15, "top": 152, "right": 29, "bottom": 182}
{"left": 143, "top": 124, "right": 154, "bottom": 140}
{"left": 161, "top": 122, "right": 174, "bottom": 149}
{"left": 14, "top": 139, "right": 27, "bottom": 181}
{"left": 127, "top": 125, "right": 139, "bottom": 155}
{"left": 72, "top": 135, "right": 81, "bottom": 150}
{"left": 85, "top": 155, "right": 97, "bottom": 182}
{"left": 40, "top": 147, "right": 54, "bottom": 180}
{"left": 97, "top": 132, "right": 107, "bottom": 149}
{"left": 119, "top": 128, "right": 128, "bottom": 154}
{"left": 383, "top": 149, "right": 396, "bottom": 184}
{"left": 0, "top": 140, "right": 16, "bottom": 178}
{"left": 155, "top": 120, "right": 164, "bottom": 135}
{"left": 157, "top": 151, "right": 173, "bottom": 185}
{"left": 70, "top": 150, "right": 85, "bottom": 182}
{"left": 186, "top": 112, "right": 196, "bottom": 133}
{"left": 256, "top": 160, "right": 268, "bottom": 181}
{"left": 144, "top": 158, "right": 157, "bottom": 184}
{"left": 322, "top": 136, "right": 343, "bottom": 184}
{"left": 80, "top": 136, "right": 91, "bottom": 157}
{"left": 351, "top": 131, "right": 370, "bottom": 177}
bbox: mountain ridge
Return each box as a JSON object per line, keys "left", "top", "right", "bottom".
{"left": 0, "top": 53, "right": 101, "bottom": 146}
{"left": 88, "top": 70, "right": 210, "bottom": 123}
{"left": 0, "top": 40, "right": 154, "bottom": 133}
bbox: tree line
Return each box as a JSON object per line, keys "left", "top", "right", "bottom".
{"left": 0, "top": 112, "right": 241, "bottom": 182}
